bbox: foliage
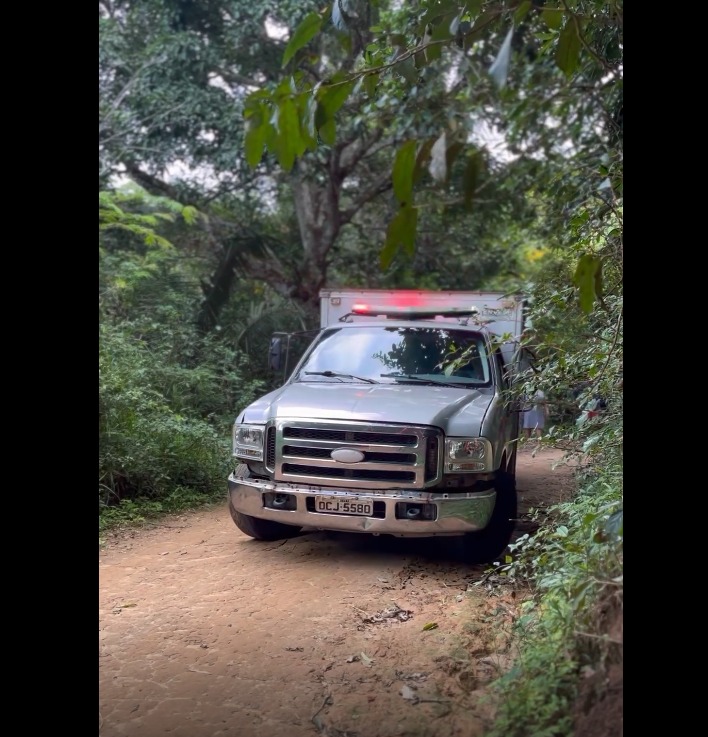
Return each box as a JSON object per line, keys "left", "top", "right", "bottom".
{"left": 99, "top": 322, "right": 231, "bottom": 505}
{"left": 488, "top": 144, "right": 622, "bottom": 733}
{"left": 99, "top": 486, "right": 223, "bottom": 535}
{"left": 100, "top": 188, "right": 199, "bottom": 245}
{"left": 487, "top": 460, "right": 623, "bottom": 737}
{"left": 246, "top": 0, "right": 622, "bottom": 307}
{"left": 99, "top": 0, "right": 323, "bottom": 189}
{"left": 99, "top": 188, "right": 267, "bottom": 515}
{"left": 100, "top": 1, "right": 548, "bottom": 312}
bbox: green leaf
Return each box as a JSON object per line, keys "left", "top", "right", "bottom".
{"left": 417, "top": 0, "right": 459, "bottom": 32}
{"left": 489, "top": 26, "right": 514, "bottom": 89}
{"left": 382, "top": 206, "right": 418, "bottom": 267}
{"left": 319, "top": 118, "right": 336, "bottom": 145}
{"left": 594, "top": 260, "right": 604, "bottom": 301}
{"left": 282, "top": 12, "right": 323, "bottom": 67}
{"left": 319, "top": 81, "right": 355, "bottom": 117}
{"left": 244, "top": 114, "right": 267, "bottom": 168}
{"left": 464, "top": 0, "right": 483, "bottom": 16}
{"left": 275, "top": 98, "right": 301, "bottom": 170}
{"left": 314, "top": 101, "right": 329, "bottom": 131}
{"left": 392, "top": 140, "right": 417, "bottom": 205}
{"left": 425, "top": 43, "right": 442, "bottom": 63}
{"left": 379, "top": 235, "right": 399, "bottom": 271}
{"left": 572, "top": 254, "right": 601, "bottom": 313}
{"left": 514, "top": 1, "right": 532, "bottom": 24}
{"left": 462, "top": 153, "right": 481, "bottom": 209}
{"left": 364, "top": 73, "right": 379, "bottom": 98}
{"left": 398, "top": 57, "right": 419, "bottom": 84}
{"left": 556, "top": 20, "right": 581, "bottom": 76}
{"left": 445, "top": 141, "right": 464, "bottom": 175}
{"left": 422, "top": 622, "right": 439, "bottom": 631}
{"left": 431, "top": 12, "right": 457, "bottom": 41}
{"left": 181, "top": 205, "right": 199, "bottom": 225}
{"left": 542, "top": 8, "right": 563, "bottom": 30}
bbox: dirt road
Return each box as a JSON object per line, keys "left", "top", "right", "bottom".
{"left": 99, "top": 447, "right": 574, "bottom": 737}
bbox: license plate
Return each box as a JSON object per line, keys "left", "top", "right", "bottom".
{"left": 314, "top": 496, "right": 373, "bottom": 516}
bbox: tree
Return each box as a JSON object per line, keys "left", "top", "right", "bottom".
{"left": 247, "top": 0, "right": 622, "bottom": 312}
{"left": 99, "top": 0, "right": 542, "bottom": 327}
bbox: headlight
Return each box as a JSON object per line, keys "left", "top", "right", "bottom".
{"left": 444, "top": 437, "right": 491, "bottom": 472}
{"left": 233, "top": 423, "right": 265, "bottom": 461}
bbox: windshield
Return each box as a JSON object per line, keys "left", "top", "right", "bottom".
{"left": 295, "top": 326, "right": 491, "bottom": 386}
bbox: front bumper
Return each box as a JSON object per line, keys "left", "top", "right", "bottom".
{"left": 227, "top": 472, "right": 496, "bottom": 537}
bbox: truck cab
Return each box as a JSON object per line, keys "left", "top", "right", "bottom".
{"left": 227, "top": 290, "right": 527, "bottom": 562}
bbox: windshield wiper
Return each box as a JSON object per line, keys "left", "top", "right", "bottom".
{"left": 303, "top": 370, "right": 379, "bottom": 384}
{"left": 380, "top": 373, "right": 468, "bottom": 388}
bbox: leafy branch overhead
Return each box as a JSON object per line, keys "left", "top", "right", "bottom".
{"left": 99, "top": 191, "right": 200, "bottom": 249}
{"left": 243, "top": 0, "right": 622, "bottom": 312}
{"left": 246, "top": 0, "right": 598, "bottom": 171}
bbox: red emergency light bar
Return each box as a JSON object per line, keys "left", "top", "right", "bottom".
{"left": 350, "top": 304, "right": 479, "bottom": 319}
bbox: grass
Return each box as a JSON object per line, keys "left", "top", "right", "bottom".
{"left": 99, "top": 485, "right": 225, "bottom": 541}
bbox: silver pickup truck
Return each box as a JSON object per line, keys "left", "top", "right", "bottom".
{"left": 227, "top": 290, "right": 527, "bottom": 562}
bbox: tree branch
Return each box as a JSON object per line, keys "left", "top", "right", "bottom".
{"left": 303, "top": 11, "right": 504, "bottom": 93}
{"left": 338, "top": 129, "right": 384, "bottom": 174}
{"left": 122, "top": 162, "right": 185, "bottom": 202}
{"left": 561, "top": 0, "right": 615, "bottom": 74}
{"left": 213, "top": 66, "right": 262, "bottom": 92}
{"left": 340, "top": 173, "right": 392, "bottom": 225}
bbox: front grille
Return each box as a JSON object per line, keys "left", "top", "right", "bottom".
{"left": 273, "top": 419, "right": 442, "bottom": 490}
{"left": 284, "top": 427, "right": 418, "bottom": 446}
{"left": 284, "top": 464, "right": 416, "bottom": 483}
{"left": 283, "top": 445, "right": 416, "bottom": 464}
{"left": 425, "top": 436, "right": 439, "bottom": 482}
{"left": 265, "top": 426, "right": 276, "bottom": 471}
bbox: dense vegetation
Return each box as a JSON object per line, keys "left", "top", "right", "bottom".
{"left": 99, "top": 1, "right": 622, "bottom": 733}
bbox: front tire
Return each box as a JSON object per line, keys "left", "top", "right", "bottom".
{"left": 228, "top": 464, "right": 301, "bottom": 541}
{"left": 457, "top": 465, "right": 518, "bottom": 564}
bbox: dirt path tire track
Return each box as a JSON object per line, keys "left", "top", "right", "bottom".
{"left": 99, "top": 447, "right": 574, "bottom": 737}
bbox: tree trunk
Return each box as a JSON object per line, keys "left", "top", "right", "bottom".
{"left": 289, "top": 160, "right": 342, "bottom": 308}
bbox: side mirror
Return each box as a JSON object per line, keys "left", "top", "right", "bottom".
{"left": 268, "top": 337, "right": 282, "bottom": 371}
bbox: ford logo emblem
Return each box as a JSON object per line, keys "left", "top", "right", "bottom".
{"left": 331, "top": 448, "right": 365, "bottom": 463}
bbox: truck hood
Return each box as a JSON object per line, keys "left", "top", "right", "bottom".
{"left": 238, "top": 382, "right": 494, "bottom": 436}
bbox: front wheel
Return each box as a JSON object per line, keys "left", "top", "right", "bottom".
{"left": 228, "top": 464, "right": 301, "bottom": 541}
{"left": 456, "top": 468, "right": 518, "bottom": 564}
{"left": 229, "top": 502, "right": 302, "bottom": 541}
